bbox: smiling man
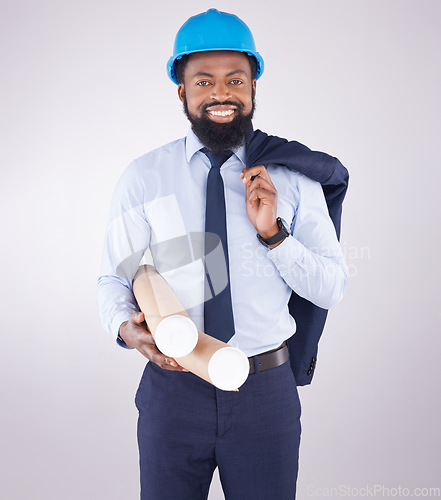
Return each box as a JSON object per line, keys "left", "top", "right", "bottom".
{"left": 97, "top": 8, "right": 348, "bottom": 500}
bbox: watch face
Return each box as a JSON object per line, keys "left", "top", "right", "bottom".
{"left": 277, "top": 217, "right": 288, "bottom": 233}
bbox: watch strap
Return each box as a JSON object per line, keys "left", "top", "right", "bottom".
{"left": 257, "top": 217, "right": 289, "bottom": 247}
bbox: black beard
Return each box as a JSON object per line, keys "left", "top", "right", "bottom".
{"left": 183, "top": 94, "right": 255, "bottom": 153}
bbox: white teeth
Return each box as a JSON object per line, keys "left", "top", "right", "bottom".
{"left": 208, "top": 109, "right": 234, "bottom": 117}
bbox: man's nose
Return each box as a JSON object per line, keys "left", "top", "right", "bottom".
{"left": 211, "top": 81, "right": 230, "bottom": 101}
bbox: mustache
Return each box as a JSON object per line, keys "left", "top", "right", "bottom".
{"left": 202, "top": 100, "right": 244, "bottom": 112}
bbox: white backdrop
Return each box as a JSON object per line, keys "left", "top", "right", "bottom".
{"left": 1, "top": 1, "right": 440, "bottom": 499}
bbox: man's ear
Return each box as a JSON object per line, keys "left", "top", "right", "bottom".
{"left": 252, "top": 79, "right": 257, "bottom": 97}
{"left": 178, "top": 83, "right": 185, "bottom": 103}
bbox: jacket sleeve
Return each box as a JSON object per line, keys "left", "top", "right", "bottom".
{"left": 247, "top": 129, "right": 349, "bottom": 385}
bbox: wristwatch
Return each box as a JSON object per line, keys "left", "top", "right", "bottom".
{"left": 257, "top": 217, "right": 289, "bottom": 248}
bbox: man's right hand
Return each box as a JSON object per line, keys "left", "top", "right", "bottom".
{"left": 119, "top": 311, "right": 188, "bottom": 372}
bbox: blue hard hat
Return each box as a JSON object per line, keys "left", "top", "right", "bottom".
{"left": 167, "top": 8, "right": 264, "bottom": 85}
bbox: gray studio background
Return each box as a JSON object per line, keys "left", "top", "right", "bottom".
{"left": 1, "top": 0, "right": 440, "bottom": 499}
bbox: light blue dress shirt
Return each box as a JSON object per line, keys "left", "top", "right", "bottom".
{"left": 97, "top": 128, "right": 348, "bottom": 357}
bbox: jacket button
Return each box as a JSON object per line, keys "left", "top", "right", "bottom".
{"left": 307, "top": 357, "right": 317, "bottom": 376}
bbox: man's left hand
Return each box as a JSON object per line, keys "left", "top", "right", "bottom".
{"left": 240, "top": 165, "right": 279, "bottom": 238}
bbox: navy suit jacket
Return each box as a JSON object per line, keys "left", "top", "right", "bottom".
{"left": 246, "top": 129, "right": 349, "bottom": 386}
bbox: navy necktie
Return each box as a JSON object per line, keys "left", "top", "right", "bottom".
{"left": 202, "top": 149, "right": 235, "bottom": 343}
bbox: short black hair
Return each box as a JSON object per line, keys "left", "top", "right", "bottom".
{"left": 174, "top": 53, "right": 258, "bottom": 84}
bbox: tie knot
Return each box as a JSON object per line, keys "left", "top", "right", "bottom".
{"left": 202, "top": 148, "right": 233, "bottom": 169}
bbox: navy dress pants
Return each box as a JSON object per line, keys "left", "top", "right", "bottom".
{"left": 135, "top": 359, "right": 302, "bottom": 500}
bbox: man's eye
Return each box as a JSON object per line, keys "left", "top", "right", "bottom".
{"left": 197, "top": 81, "right": 210, "bottom": 86}
{"left": 230, "top": 79, "right": 243, "bottom": 85}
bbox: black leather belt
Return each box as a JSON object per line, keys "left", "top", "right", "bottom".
{"left": 248, "top": 341, "right": 289, "bottom": 374}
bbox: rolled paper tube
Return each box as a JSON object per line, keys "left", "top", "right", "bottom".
{"left": 133, "top": 265, "right": 198, "bottom": 358}
{"left": 154, "top": 314, "right": 199, "bottom": 359}
{"left": 174, "top": 332, "right": 249, "bottom": 391}
{"left": 132, "top": 265, "right": 249, "bottom": 391}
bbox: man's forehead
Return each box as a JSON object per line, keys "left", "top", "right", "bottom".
{"left": 186, "top": 51, "right": 251, "bottom": 74}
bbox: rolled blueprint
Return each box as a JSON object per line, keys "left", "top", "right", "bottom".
{"left": 132, "top": 265, "right": 249, "bottom": 391}
{"left": 132, "top": 265, "right": 198, "bottom": 358}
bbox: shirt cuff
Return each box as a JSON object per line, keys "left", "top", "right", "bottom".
{"left": 111, "top": 312, "right": 135, "bottom": 350}
{"left": 266, "top": 235, "right": 305, "bottom": 273}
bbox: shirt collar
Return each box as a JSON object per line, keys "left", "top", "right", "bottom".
{"left": 185, "top": 127, "right": 247, "bottom": 166}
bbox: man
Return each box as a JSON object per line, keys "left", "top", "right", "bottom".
{"left": 97, "top": 8, "right": 348, "bottom": 499}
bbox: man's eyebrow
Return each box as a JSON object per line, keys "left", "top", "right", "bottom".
{"left": 226, "top": 70, "right": 247, "bottom": 77}
{"left": 193, "top": 72, "right": 214, "bottom": 78}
